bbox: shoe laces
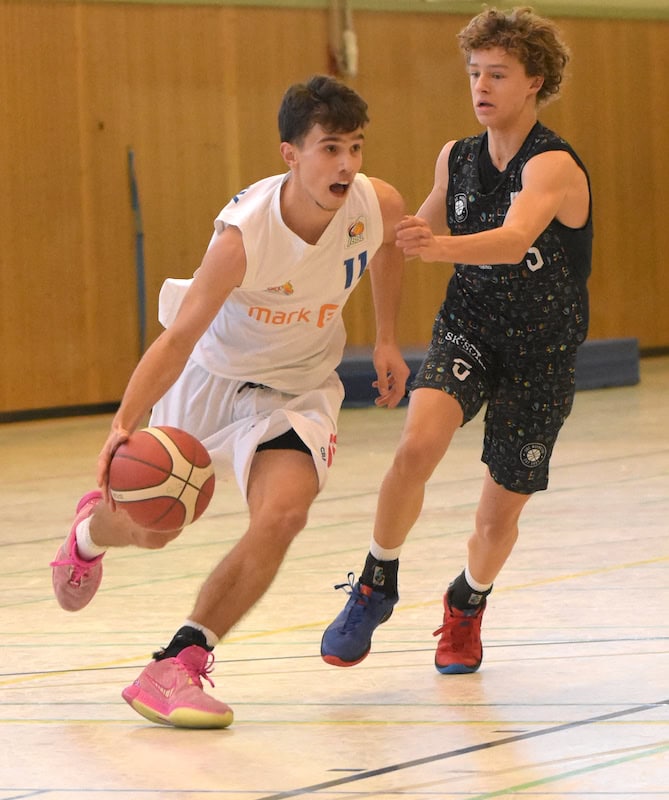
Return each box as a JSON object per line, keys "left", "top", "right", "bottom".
{"left": 334, "top": 572, "right": 373, "bottom": 633}
{"left": 50, "top": 550, "right": 100, "bottom": 585}
{"left": 177, "top": 649, "right": 216, "bottom": 689}
{"left": 433, "top": 606, "right": 480, "bottom": 650}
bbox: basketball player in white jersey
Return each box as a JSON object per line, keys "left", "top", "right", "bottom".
{"left": 51, "top": 75, "right": 410, "bottom": 728}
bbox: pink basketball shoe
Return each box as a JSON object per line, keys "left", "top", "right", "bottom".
{"left": 122, "top": 645, "right": 234, "bottom": 729}
{"left": 51, "top": 491, "right": 104, "bottom": 611}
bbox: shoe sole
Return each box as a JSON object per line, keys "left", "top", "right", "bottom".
{"left": 321, "top": 650, "right": 370, "bottom": 667}
{"left": 122, "top": 688, "right": 233, "bottom": 729}
{"left": 434, "top": 660, "right": 481, "bottom": 675}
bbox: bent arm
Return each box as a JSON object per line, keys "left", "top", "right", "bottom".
{"left": 397, "top": 150, "right": 587, "bottom": 265}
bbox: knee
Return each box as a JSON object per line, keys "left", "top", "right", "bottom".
{"left": 473, "top": 509, "right": 520, "bottom": 548}
{"left": 392, "top": 436, "right": 441, "bottom": 483}
{"left": 262, "top": 505, "right": 309, "bottom": 548}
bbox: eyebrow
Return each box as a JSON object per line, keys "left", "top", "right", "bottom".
{"left": 468, "top": 62, "right": 510, "bottom": 70}
{"left": 318, "top": 132, "right": 365, "bottom": 143}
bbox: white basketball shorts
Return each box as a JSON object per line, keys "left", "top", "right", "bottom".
{"left": 149, "top": 359, "right": 345, "bottom": 501}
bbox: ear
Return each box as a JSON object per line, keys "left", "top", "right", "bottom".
{"left": 529, "top": 75, "right": 544, "bottom": 95}
{"left": 280, "top": 141, "right": 297, "bottom": 169}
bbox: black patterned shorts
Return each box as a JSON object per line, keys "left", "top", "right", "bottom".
{"left": 412, "top": 311, "right": 579, "bottom": 494}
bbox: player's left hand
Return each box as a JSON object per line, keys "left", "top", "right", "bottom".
{"left": 372, "top": 344, "right": 410, "bottom": 408}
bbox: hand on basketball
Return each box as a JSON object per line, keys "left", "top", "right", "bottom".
{"left": 97, "top": 427, "right": 130, "bottom": 507}
{"left": 395, "top": 215, "right": 441, "bottom": 261}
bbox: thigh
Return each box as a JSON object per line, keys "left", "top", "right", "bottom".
{"left": 246, "top": 447, "right": 319, "bottom": 534}
{"left": 395, "top": 387, "right": 464, "bottom": 476}
{"left": 205, "top": 373, "right": 344, "bottom": 502}
{"left": 411, "top": 310, "right": 490, "bottom": 425}
{"left": 483, "top": 344, "right": 579, "bottom": 493}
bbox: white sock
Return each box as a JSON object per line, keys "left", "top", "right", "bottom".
{"left": 369, "top": 539, "right": 403, "bottom": 561}
{"left": 75, "top": 517, "right": 108, "bottom": 560}
{"left": 183, "top": 619, "right": 219, "bottom": 649}
{"left": 465, "top": 565, "right": 492, "bottom": 593}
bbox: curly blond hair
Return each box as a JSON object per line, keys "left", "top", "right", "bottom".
{"left": 457, "top": 6, "right": 570, "bottom": 105}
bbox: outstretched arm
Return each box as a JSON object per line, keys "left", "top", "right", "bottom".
{"left": 97, "top": 226, "right": 246, "bottom": 496}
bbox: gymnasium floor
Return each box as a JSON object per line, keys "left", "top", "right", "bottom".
{"left": 2, "top": 356, "right": 668, "bottom": 799}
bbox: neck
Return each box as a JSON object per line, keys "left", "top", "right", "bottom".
{"left": 486, "top": 115, "right": 538, "bottom": 171}
{"left": 280, "top": 175, "right": 336, "bottom": 245}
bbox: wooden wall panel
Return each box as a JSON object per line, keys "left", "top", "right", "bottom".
{"left": 0, "top": 3, "right": 85, "bottom": 410}
{"left": 539, "top": 18, "right": 669, "bottom": 349}
{"left": 1, "top": 2, "right": 667, "bottom": 414}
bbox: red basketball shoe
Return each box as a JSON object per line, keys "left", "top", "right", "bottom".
{"left": 51, "top": 491, "right": 104, "bottom": 611}
{"left": 122, "top": 645, "right": 234, "bottom": 729}
{"left": 433, "top": 590, "right": 486, "bottom": 674}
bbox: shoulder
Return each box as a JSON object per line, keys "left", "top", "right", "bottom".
{"left": 213, "top": 174, "right": 285, "bottom": 240}
{"left": 435, "top": 139, "right": 458, "bottom": 176}
{"left": 217, "top": 174, "right": 285, "bottom": 219}
{"left": 523, "top": 148, "right": 586, "bottom": 183}
{"left": 528, "top": 125, "right": 587, "bottom": 165}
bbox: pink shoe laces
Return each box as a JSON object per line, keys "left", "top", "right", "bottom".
{"left": 50, "top": 549, "right": 102, "bottom": 584}
{"left": 50, "top": 492, "right": 103, "bottom": 584}
{"left": 177, "top": 649, "right": 217, "bottom": 689}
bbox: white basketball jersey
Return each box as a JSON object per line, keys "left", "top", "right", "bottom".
{"left": 162, "top": 172, "right": 384, "bottom": 393}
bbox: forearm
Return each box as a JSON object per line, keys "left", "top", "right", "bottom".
{"left": 369, "top": 247, "right": 404, "bottom": 345}
{"left": 111, "top": 331, "right": 192, "bottom": 433}
{"left": 430, "top": 227, "right": 530, "bottom": 266}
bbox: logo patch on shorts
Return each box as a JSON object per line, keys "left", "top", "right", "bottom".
{"left": 519, "top": 442, "right": 547, "bottom": 468}
{"left": 452, "top": 357, "right": 473, "bottom": 381}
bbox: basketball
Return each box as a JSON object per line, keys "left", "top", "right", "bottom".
{"left": 108, "top": 426, "right": 215, "bottom": 531}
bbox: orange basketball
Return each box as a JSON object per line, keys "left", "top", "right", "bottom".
{"left": 108, "top": 426, "right": 215, "bottom": 531}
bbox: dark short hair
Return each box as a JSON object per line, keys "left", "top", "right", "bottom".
{"left": 278, "top": 75, "right": 369, "bottom": 144}
{"left": 458, "top": 6, "right": 570, "bottom": 105}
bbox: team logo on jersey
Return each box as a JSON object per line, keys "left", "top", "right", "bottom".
{"left": 454, "top": 193, "right": 468, "bottom": 223}
{"left": 519, "top": 442, "right": 547, "bottom": 468}
{"left": 266, "top": 281, "right": 294, "bottom": 296}
{"left": 347, "top": 217, "right": 366, "bottom": 247}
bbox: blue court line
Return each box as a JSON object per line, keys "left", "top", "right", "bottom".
{"left": 254, "top": 698, "right": 669, "bottom": 799}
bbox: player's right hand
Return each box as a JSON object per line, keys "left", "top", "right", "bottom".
{"left": 97, "top": 428, "right": 130, "bottom": 507}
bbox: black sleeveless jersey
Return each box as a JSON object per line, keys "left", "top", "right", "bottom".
{"left": 445, "top": 122, "right": 592, "bottom": 344}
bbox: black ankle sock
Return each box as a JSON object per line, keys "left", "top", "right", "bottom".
{"left": 448, "top": 570, "right": 492, "bottom": 611}
{"left": 360, "top": 552, "right": 399, "bottom": 598}
{"left": 153, "top": 625, "right": 213, "bottom": 661}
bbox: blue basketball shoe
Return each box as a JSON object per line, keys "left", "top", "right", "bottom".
{"left": 321, "top": 572, "right": 397, "bottom": 667}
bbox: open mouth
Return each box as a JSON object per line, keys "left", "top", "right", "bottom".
{"left": 329, "top": 182, "right": 350, "bottom": 196}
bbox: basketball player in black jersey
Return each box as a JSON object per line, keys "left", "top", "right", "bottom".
{"left": 322, "top": 6, "right": 593, "bottom": 674}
